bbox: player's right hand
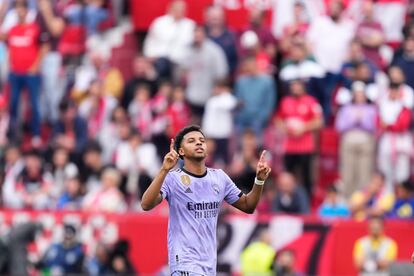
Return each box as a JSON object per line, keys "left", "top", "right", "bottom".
{"left": 162, "top": 139, "right": 179, "bottom": 171}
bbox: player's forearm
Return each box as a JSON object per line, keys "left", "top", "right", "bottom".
{"left": 244, "top": 184, "right": 264, "bottom": 214}
{"left": 141, "top": 168, "right": 169, "bottom": 211}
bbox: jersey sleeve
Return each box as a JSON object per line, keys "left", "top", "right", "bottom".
{"left": 160, "top": 172, "right": 173, "bottom": 201}
{"left": 221, "top": 170, "right": 243, "bottom": 205}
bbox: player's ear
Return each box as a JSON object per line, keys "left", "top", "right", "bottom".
{"left": 178, "top": 147, "right": 185, "bottom": 157}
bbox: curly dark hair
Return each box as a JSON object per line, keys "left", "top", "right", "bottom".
{"left": 174, "top": 125, "right": 205, "bottom": 159}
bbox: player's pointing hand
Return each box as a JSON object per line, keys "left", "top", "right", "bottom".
{"left": 256, "top": 150, "right": 272, "bottom": 181}
{"left": 162, "top": 139, "right": 179, "bottom": 171}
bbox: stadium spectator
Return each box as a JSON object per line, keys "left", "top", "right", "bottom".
{"left": 79, "top": 141, "right": 104, "bottom": 192}
{"left": 306, "top": 0, "right": 355, "bottom": 118}
{"left": 38, "top": 224, "right": 85, "bottom": 274}
{"left": 121, "top": 55, "right": 157, "bottom": 109}
{"left": 377, "top": 73, "right": 413, "bottom": 190}
{"left": 108, "top": 240, "right": 135, "bottom": 275}
{"left": 62, "top": 0, "right": 109, "bottom": 35}
{"left": 166, "top": 84, "right": 191, "bottom": 139}
{"left": 271, "top": 171, "right": 309, "bottom": 214}
{"left": 114, "top": 128, "right": 159, "bottom": 202}
{"left": 340, "top": 40, "right": 378, "bottom": 88}
{"left": 150, "top": 81, "right": 173, "bottom": 157}
{"left": 307, "top": 0, "right": 355, "bottom": 73}
{"left": 228, "top": 129, "right": 261, "bottom": 193}
{"left": 0, "top": 0, "right": 36, "bottom": 34}
{"left": 243, "top": 7, "right": 277, "bottom": 64}
{"left": 353, "top": 216, "right": 397, "bottom": 275}
{"left": 239, "top": 30, "right": 273, "bottom": 75}
{"left": 5, "top": 0, "right": 46, "bottom": 146}
{"left": 47, "top": 147, "right": 79, "bottom": 201}
{"left": 79, "top": 79, "right": 118, "bottom": 138}
{"left": 387, "top": 180, "right": 414, "bottom": 219}
{"left": 56, "top": 176, "right": 84, "bottom": 210}
{"left": 373, "top": 0, "right": 406, "bottom": 46}
{"left": 85, "top": 242, "right": 110, "bottom": 276}
{"left": 143, "top": 0, "right": 195, "bottom": 79}
{"left": 1, "top": 144, "right": 24, "bottom": 202}
{"left": 83, "top": 167, "right": 126, "bottom": 212}
{"left": 275, "top": 249, "right": 302, "bottom": 276}
{"left": 280, "top": 43, "right": 325, "bottom": 82}
{"left": 72, "top": 51, "right": 124, "bottom": 101}
{"left": 318, "top": 185, "right": 350, "bottom": 219}
{"left": 335, "top": 62, "right": 381, "bottom": 106}
{"left": 391, "top": 37, "right": 414, "bottom": 90}
{"left": 51, "top": 101, "right": 88, "bottom": 158}
{"left": 127, "top": 83, "right": 153, "bottom": 140}
{"left": 204, "top": 5, "right": 238, "bottom": 74}
{"left": 356, "top": 0, "right": 385, "bottom": 69}
{"left": 349, "top": 173, "right": 395, "bottom": 221}
{"left": 335, "top": 81, "right": 377, "bottom": 198}
{"left": 274, "top": 79, "right": 323, "bottom": 197}
{"left": 0, "top": 96, "right": 9, "bottom": 152}
{"left": 202, "top": 80, "right": 238, "bottom": 165}
{"left": 38, "top": 0, "right": 65, "bottom": 123}
{"left": 279, "top": 43, "right": 325, "bottom": 99}
{"left": 182, "top": 25, "right": 228, "bottom": 122}
{"left": 235, "top": 56, "right": 275, "bottom": 141}
{"left": 240, "top": 229, "right": 275, "bottom": 276}
{"left": 3, "top": 150, "right": 52, "bottom": 209}
{"left": 255, "top": 183, "right": 276, "bottom": 215}
{"left": 97, "top": 105, "right": 130, "bottom": 164}
{"left": 7, "top": 222, "right": 43, "bottom": 275}
{"left": 280, "top": 1, "right": 309, "bottom": 53}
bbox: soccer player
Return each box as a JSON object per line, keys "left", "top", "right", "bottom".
{"left": 141, "top": 125, "right": 271, "bottom": 275}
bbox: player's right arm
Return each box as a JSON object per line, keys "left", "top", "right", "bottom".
{"left": 141, "top": 139, "right": 179, "bottom": 211}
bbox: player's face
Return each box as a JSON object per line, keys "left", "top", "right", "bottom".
{"left": 179, "top": 131, "right": 207, "bottom": 161}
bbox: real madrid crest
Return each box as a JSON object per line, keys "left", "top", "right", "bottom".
{"left": 180, "top": 175, "right": 191, "bottom": 186}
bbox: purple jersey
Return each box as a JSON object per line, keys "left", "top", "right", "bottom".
{"left": 160, "top": 167, "right": 242, "bottom": 275}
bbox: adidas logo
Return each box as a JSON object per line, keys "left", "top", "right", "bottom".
{"left": 185, "top": 187, "right": 193, "bottom": 193}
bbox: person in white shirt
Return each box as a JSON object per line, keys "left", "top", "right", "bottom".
{"left": 83, "top": 167, "right": 126, "bottom": 213}
{"left": 182, "top": 25, "right": 228, "bottom": 122}
{"left": 202, "top": 80, "right": 237, "bottom": 165}
{"left": 306, "top": 0, "right": 356, "bottom": 120}
{"left": 307, "top": 0, "right": 356, "bottom": 74}
{"left": 114, "top": 128, "right": 160, "bottom": 203}
{"left": 78, "top": 79, "right": 118, "bottom": 138}
{"left": 143, "top": 0, "right": 195, "bottom": 79}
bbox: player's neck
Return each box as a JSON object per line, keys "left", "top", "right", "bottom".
{"left": 183, "top": 160, "right": 206, "bottom": 176}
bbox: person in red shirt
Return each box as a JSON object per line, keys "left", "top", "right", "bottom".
{"left": 275, "top": 79, "right": 323, "bottom": 197}
{"left": 5, "top": 0, "right": 47, "bottom": 147}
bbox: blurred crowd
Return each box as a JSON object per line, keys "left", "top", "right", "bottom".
{"left": 0, "top": 222, "right": 135, "bottom": 275}
{"left": 0, "top": 0, "right": 413, "bottom": 223}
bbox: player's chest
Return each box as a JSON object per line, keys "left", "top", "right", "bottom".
{"left": 173, "top": 174, "right": 223, "bottom": 202}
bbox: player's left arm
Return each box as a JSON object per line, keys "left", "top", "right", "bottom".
{"left": 232, "top": 150, "right": 271, "bottom": 214}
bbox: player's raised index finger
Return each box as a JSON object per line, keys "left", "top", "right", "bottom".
{"left": 259, "top": 150, "right": 267, "bottom": 162}
{"left": 170, "top": 139, "right": 175, "bottom": 152}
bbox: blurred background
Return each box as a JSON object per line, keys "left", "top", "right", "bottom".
{"left": 0, "top": 0, "right": 414, "bottom": 275}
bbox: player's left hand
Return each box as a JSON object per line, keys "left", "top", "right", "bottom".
{"left": 256, "top": 150, "right": 272, "bottom": 181}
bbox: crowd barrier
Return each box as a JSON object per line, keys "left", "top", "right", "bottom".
{"left": 0, "top": 207, "right": 413, "bottom": 275}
